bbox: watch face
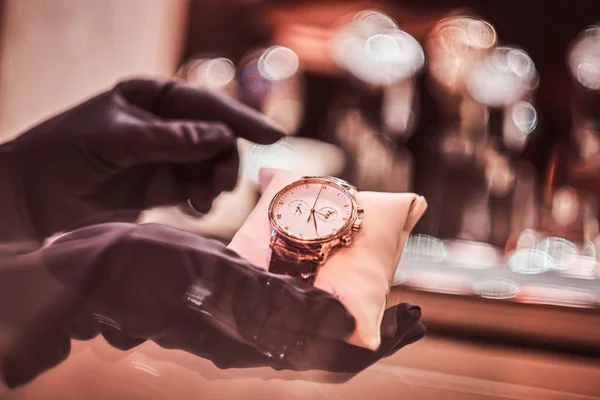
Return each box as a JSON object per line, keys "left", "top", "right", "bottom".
{"left": 270, "top": 178, "right": 355, "bottom": 242}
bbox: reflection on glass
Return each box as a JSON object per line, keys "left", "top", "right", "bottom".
{"left": 474, "top": 279, "right": 520, "bottom": 300}
{"left": 515, "top": 229, "right": 538, "bottom": 249}
{"left": 559, "top": 241, "right": 598, "bottom": 278}
{"left": 508, "top": 248, "right": 553, "bottom": 274}
{"left": 445, "top": 239, "right": 502, "bottom": 268}
{"left": 400, "top": 234, "right": 447, "bottom": 263}
{"left": 404, "top": 270, "right": 472, "bottom": 295}
{"left": 518, "top": 285, "right": 597, "bottom": 308}
{"left": 536, "top": 237, "right": 578, "bottom": 271}
{"left": 240, "top": 137, "right": 346, "bottom": 184}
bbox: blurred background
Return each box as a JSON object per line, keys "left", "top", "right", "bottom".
{"left": 2, "top": 0, "right": 600, "bottom": 398}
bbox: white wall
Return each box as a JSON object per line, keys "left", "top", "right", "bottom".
{"left": 0, "top": 0, "right": 189, "bottom": 140}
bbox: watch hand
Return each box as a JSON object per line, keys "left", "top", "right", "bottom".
{"left": 307, "top": 185, "right": 324, "bottom": 222}
{"left": 314, "top": 210, "right": 335, "bottom": 219}
{"left": 312, "top": 210, "right": 319, "bottom": 235}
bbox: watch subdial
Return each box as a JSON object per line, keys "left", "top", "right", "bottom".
{"left": 317, "top": 207, "right": 338, "bottom": 223}
{"left": 288, "top": 200, "right": 309, "bottom": 216}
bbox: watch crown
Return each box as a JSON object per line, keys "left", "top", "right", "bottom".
{"left": 352, "top": 218, "right": 363, "bottom": 231}
{"left": 341, "top": 236, "right": 352, "bottom": 246}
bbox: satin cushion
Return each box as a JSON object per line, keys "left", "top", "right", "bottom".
{"left": 229, "top": 169, "right": 427, "bottom": 350}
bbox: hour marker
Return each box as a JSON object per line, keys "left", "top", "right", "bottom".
{"left": 343, "top": 217, "right": 348, "bottom": 221}
{"left": 276, "top": 214, "right": 282, "bottom": 219}
{"left": 322, "top": 185, "right": 327, "bottom": 189}
{"left": 284, "top": 226, "right": 289, "bottom": 230}
{"left": 279, "top": 201, "right": 284, "bottom": 205}
{"left": 344, "top": 205, "right": 349, "bottom": 207}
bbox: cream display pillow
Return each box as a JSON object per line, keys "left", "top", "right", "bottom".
{"left": 228, "top": 169, "right": 427, "bottom": 350}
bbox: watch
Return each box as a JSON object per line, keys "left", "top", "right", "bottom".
{"left": 267, "top": 176, "right": 364, "bottom": 284}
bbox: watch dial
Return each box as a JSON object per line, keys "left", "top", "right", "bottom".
{"left": 272, "top": 180, "right": 353, "bottom": 240}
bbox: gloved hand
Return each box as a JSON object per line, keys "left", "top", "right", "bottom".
{"left": 0, "top": 223, "right": 424, "bottom": 388}
{"left": 0, "top": 78, "right": 283, "bottom": 242}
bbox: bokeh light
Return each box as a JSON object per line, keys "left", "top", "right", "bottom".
{"left": 330, "top": 10, "right": 424, "bottom": 86}
{"left": 551, "top": 186, "right": 580, "bottom": 227}
{"left": 475, "top": 278, "right": 520, "bottom": 300}
{"left": 427, "top": 16, "right": 497, "bottom": 94}
{"left": 467, "top": 47, "right": 538, "bottom": 107}
{"left": 400, "top": 234, "right": 448, "bottom": 263}
{"left": 568, "top": 25, "right": 600, "bottom": 90}
{"left": 536, "top": 237, "right": 578, "bottom": 271}
{"left": 258, "top": 46, "right": 300, "bottom": 81}
{"left": 508, "top": 248, "right": 553, "bottom": 274}
{"left": 178, "top": 57, "right": 236, "bottom": 91}
{"left": 511, "top": 101, "right": 538, "bottom": 134}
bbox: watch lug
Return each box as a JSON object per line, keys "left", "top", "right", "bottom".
{"left": 352, "top": 217, "right": 363, "bottom": 231}
{"left": 269, "top": 229, "right": 278, "bottom": 245}
{"left": 318, "top": 242, "right": 333, "bottom": 265}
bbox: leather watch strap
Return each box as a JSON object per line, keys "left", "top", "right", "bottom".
{"left": 268, "top": 236, "right": 321, "bottom": 285}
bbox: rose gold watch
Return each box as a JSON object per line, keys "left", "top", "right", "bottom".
{"left": 267, "top": 176, "right": 364, "bottom": 284}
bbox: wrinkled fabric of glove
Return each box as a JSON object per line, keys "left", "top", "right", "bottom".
{"left": 0, "top": 78, "right": 284, "bottom": 243}
{"left": 0, "top": 77, "right": 423, "bottom": 389}
{"left": 0, "top": 223, "right": 424, "bottom": 388}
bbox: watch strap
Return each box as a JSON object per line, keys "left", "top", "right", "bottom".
{"left": 268, "top": 235, "right": 321, "bottom": 285}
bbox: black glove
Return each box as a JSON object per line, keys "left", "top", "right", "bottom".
{"left": 0, "top": 78, "right": 283, "bottom": 242}
{"left": 0, "top": 223, "right": 424, "bottom": 388}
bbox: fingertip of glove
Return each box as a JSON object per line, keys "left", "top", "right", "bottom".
{"left": 114, "top": 77, "right": 169, "bottom": 93}
{"left": 254, "top": 123, "right": 286, "bottom": 145}
{"left": 405, "top": 304, "right": 422, "bottom": 321}
{"left": 113, "top": 77, "right": 174, "bottom": 111}
{"left": 381, "top": 303, "right": 422, "bottom": 338}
